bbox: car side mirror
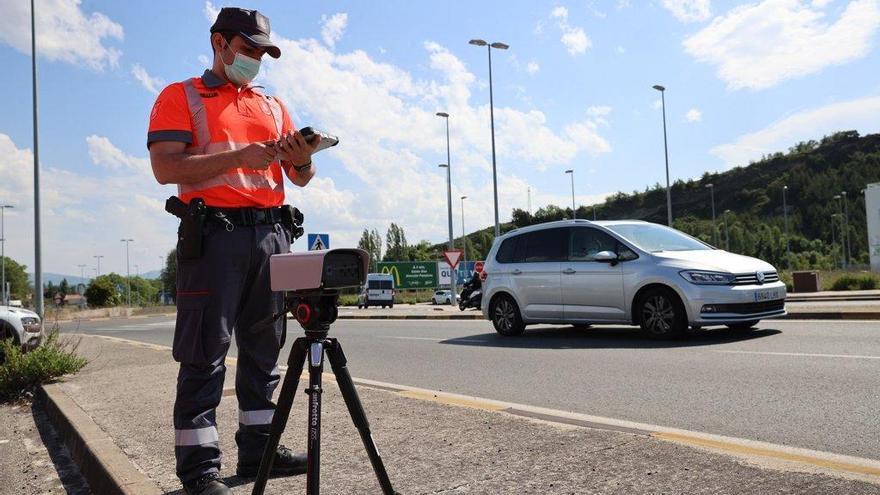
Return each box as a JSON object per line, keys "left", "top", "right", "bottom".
{"left": 594, "top": 251, "right": 618, "bottom": 264}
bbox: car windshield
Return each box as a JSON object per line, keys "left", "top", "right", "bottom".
{"left": 604, "top": 223, "right": 712, "bottom": 253}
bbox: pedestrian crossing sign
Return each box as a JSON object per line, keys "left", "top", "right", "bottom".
{"left": 307, "top": 233, "right": 330, "bottom": 251}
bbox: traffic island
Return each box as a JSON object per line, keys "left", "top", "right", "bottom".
{"left": 43, "top": 334, "right": 880, "bottom": 494}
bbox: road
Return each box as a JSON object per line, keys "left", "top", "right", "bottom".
{"left": 60, "top": 316, "right": 880, "bottom": 463}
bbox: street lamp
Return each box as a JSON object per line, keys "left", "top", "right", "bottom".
{"left": 31, "top": 0, "right": 44, "bottom": 317}
{"left": 469, "top": 38, "right": 509, "bottom": 238}
{"left": 438, "top": 164, "right": 456, "bottom": 304}
{"left": 565, "top": 169, "right": 576, "bottom": 219}
{"left": 841, "top": 191, "right": 850, "bottom": 267}
{"left": 0, "top": 204, "right": 13, "bottom": 306}
{"left": 159, "top": 255, "right": 165, "bottom": 305}
{"left": 705, "top": 183, "right": 716, "bottom": 246}
{"left": 652, "top": 84, "right": 673, "bottom": 226}
{"left": 93, "top": 255, "right": 104, "bottom": 276}
{"left": 782, "top": 186, "right": 790, "bottom": 268}
{"left": 460, "top": 195, "right": 468, "bottom": 264}
{"left": 831, "top": 213, "right": 843, "bottom": 269}
{"left": 121, "top": 239, "right": 133, "bottom": 307}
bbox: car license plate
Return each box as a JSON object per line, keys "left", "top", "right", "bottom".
{"left": 754, "top": 288, "right": 781, "bottom": 302}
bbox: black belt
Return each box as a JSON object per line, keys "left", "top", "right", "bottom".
{"left": 206, "top": 206, "right": 285, "bottom": 226}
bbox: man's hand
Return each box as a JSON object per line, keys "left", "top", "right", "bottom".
{"left": 274, "top": 130, "right": 319, "bottom": 166}
{"left": 235, "top": 142, "right": 278, "bottom": 170}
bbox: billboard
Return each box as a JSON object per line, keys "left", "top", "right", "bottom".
{"left": 377, "top": 262, "right": 438, "bottom": 289}
{"left": 439, "top": 261, "right": 478, "bottom": 287}
{"left": 867, "top": 183, "right": 880, "bottom": 273}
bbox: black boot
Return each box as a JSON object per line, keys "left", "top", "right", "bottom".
{"left": 183, "top": 472, "right": 231, "bottom": 495}
{"left": 236, "top": 444, "right": 307, "bottom": 478}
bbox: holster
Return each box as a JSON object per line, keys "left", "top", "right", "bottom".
{"left": 280, "top": 205, "right": 305, "bottom": 241}
{"left": 166, "top": 196, "right": 207, "bottom": 260}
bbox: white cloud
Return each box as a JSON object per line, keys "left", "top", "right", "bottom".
{"left": 652, "top": 98, "right": 663, "bottom": 110}
{"left": 0, "top": 0, "right": 123, "bottom": 70}
{"left": 711, "top": 95, "right": 880, "bottom": 166}
{"left": 661, "top": 0, "right": 712, "bottom": 22}
{"left": 86, "top": 135, "right": 151, "bottom": 175}
{"left": 550, "top": 6, "right": 592, "bottom": 55}
{"left": 684, "top": 0, "right": 880, "bottom": 90}
{"left": 204, "top": 1, "right": 220, "bottom": 22}
{"left": 0, "top": 133, "right": 177, "bottom": 276}
{"left": 259, "top": 33, "right": 612, "bottom": 250}
{"left": 131, "top": 64, "right": 165, "bottom": 95}
{"left": 526, "top": 60, "right": 540, "bottom": 75}
{"left": 685, "top": 108, "right": 702, "bottom": 122}
{"left": 616, "top": 45, "right": 626, "bottom": 54}
{"left": 198, "top": 54, "right": 211, "bottom": 67}
{"left": 321, "top": 13, "right": 348, "bottom": 47}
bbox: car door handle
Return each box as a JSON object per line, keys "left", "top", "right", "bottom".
{"left": 562, "top": 268, "right": 576, "bottom": 274}
{"left": 512, "top": 269, "right": 522, "bottom": 275}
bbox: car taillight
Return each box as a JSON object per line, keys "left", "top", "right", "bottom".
{"left": 480, "top": 271, "right": 488, "bottom": 282}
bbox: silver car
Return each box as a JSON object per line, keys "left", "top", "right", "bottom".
{"left": 0, "top": 305, "right": 43, "bottom": 350}
{"left": 481, "top": 219, "right": 786, "bottom": 338}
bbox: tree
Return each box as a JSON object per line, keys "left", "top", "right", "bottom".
{"left": 59, "top": 278, "right": 70, "bottom": 297}
{"left": 161, "top": 249, "right": 177, "bottom": 303}
{"left": 384, "top": 223, "right": 409, "bottom": 261}
{"left": 85, "top": 276, "right": 121, "bottom": 307}
{"left": 0, "top": 257, "right": 32, "bottom": 302}
{"left": 358, "top": 229, "right": 383, "bottom": 272}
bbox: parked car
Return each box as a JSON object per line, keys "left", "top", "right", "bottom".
{"left": 481, "top": 219, "right": 786, "bottom": 338}
{"left": 358, "top": 273, "right": 395, "bottom": 309}
{"left": 431, "top": 289, "right": 459, "bottom": 305}
{"left": 0, "top": 305, "right": 43, "bottom": 350}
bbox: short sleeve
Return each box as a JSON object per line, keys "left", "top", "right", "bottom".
{"left": 275, "top": 97, "right": 295, "bottom": 134}
{"left": 147, "top": 83, "right": 193, "bottom": 148}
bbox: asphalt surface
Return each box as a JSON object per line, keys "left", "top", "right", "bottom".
{"left": 60, "top": 316, "right": 880, "bottom": 463}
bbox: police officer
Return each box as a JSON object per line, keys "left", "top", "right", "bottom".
{"left": 148, "top": 7, "right": 318, "bottom": 495}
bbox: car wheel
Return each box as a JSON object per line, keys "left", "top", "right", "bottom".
{"left": 727, "top": 321, "right": 759, "bottom": 333}
{"left": 638, "top": 288, "right": 687, "bottom": 339}
{"left": 432, "top": 300, "right": 437, "bottom": 305}
{"left": 459, "top": 300, "right": 467, "bottom": 311}
{"left": 491, "top": 294, "right": 525, "bottom": 336}
{"left": 389, "top": 304, "right": 393, "bottom": 309}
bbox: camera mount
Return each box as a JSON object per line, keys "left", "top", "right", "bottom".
{"left": 252, "top": 249, "right": 398, "bottom": 495}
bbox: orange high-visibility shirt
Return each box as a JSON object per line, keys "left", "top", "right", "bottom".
{"left": 147, "top": 69, "right": 294, "bottom": 208}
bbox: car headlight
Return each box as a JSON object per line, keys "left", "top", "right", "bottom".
{"left": 679, "top": 270, "right": 735, "bottom": 285}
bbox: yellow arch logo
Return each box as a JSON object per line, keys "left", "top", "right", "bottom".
{"left": 380, "top": 265, "right": 401, "bottom": 286}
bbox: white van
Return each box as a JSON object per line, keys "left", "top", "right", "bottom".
{"left": 358, "top": 273, "right": 395, "bottom": 309}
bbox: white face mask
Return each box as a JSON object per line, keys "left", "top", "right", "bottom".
{"left": 221, "top": 42, "right": 261, "bottom": 85}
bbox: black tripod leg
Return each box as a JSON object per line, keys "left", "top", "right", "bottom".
{"left": 325, "top": 339, "right": 397, "bottom": 495}
{"left": 251, "top": 337, "right": 308, "bottom": 495}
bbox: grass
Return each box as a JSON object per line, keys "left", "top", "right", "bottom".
{"left": 780, "top": 269, "right": 880, "bottom": 292}
{"left": 338, "top": 289, "right": 437, "bottom": 307}
{"left": 0, "top": 327, "right": 88, "bottom": 403}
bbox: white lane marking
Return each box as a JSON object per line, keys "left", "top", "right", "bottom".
{"left": 0, "top": 439, "right": 9, "bottom": 444}
{"left": 378, "top": 336, "right": 490, "bottom": 343}
{"left": 714, "top": 350, "right": 880, "bottom": 360}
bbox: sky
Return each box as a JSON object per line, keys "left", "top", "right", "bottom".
{"left": 2, "top": 0, "right": 880, "bottom": 277}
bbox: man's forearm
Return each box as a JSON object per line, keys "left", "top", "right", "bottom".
{"left": 283, "top": 161, "right": 316, "bottom": 187}
{"left": 152, "top": 149, "right": 241, "bottom": 185}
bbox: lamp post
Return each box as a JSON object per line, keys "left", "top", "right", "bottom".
{"left": 0, "top": 204, "right": 13, "bottom": 306}
{"left": 841, "top": 191, "right": 850, "bottom": 267}
{"left": 723, "top": 210, "right": 731, "bottom": 251}
{"left": 565, "top": 169, "right": 575, "bottom": 219}
{"left": 460, "top": 195, "right": 468, "bottom": 264}
{"left": 469, "top": 38, "right": 509, "bottom": 238}
{"left": 159, "top": 255, "right": 165, "bottom": 305}
{"left": 783, "top": 186, "right": 790, "bottom": 268}
{"left": 593, "top": 205, "right": 597, "bottom": 221}
{"left": 705, "top": 183, "right": 716, "bottom": 246}
{"left": 833, "top": 195, "right": 845, "bottom": 268}
{"left": 652, "top": 84, "right": 672, "bottom": 226}
{"left": 31, "top": 0, "right": 44, "bottom": 316}
{"left": 831, "top": 214, "right": 840, "bottom": 269}
{"left": 93, "top": 255, "right": 104, "bottom": 276}
{"left": 121, "top": 239, "right": 133, "bottom": 307}
{"left": 438, "top": 164, "right": 456, "bottom": 305}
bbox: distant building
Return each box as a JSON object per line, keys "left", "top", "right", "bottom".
{"left": 64, "top": 294, "right": 88, "bottom": 309}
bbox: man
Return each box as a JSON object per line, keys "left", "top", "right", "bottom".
{"left": 148, "top": 8, "right": 318, "bottom": 495}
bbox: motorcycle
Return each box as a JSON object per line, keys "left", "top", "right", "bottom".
{"left": 458, "top": 275, "right": 482, "bottom": 311}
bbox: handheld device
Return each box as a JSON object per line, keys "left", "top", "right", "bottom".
{"left": 298, "top": 127, "right": 339, "bottom": 153}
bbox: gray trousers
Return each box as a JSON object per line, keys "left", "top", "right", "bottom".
{"left": 172, "top": 221, "right": 290, "bottom": 483}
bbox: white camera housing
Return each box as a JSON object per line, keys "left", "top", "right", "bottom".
{"left": 270, "top": 248, "right": 369, "bottom": 293}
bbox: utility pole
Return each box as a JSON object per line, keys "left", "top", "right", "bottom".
{"left": 121, "top": 239, "right": 133, "bottom": 307}
{"left": 565, "top": 170, "right": 575, "bottom": 219}
{"left": 93, "top": 255, "right": 104, "bottom": 276}
{"left": 31, "top": 0, "right": 44, "bottom": 316}
{"left": 653, "top": 84, "right": 672, "bottom": 226}
{"left": 842, "top": 191, "right": 850, "bottom": 267}
{"left": 706, "top": 183, "right": 716, "bottom": 246}
{"left": 783, "top": 186, "right": 790, "bottom": 269}
{"left": 0, "top": 205, "right": 13, "bottom": 306}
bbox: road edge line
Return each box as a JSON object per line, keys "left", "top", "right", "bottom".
{"left": 38, "top": 383, "right": 163, "bottom": 495}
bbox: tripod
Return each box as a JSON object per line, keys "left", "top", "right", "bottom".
{"left": 251, "top": 294, "right": 397, "bottom": 495}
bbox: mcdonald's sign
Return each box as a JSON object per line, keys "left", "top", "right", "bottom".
{"left": 376, "top": 262, "right": 438, "bottom": 289}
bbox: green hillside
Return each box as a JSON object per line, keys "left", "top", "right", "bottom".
{"left": 448, "top": 130, "right": 880, "bottom": 271}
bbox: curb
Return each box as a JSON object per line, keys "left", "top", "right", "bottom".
{"left": 337, "top": 312, "right": 880, "bottom": 321}
{"left": 338, "top": 313, "right": 483, "bottom": 320}
{"left": 38, "top": 383, "right": 163, "bottom": 495}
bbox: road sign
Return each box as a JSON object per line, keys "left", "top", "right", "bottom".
{"left": 307, "top": 233, "right": 330, "bottom": 251}
{"left": 443, "top": 249, "right": 463, "bottom": 268}
{"left": 377, "top": 262, "right": 438, "bottom": 289}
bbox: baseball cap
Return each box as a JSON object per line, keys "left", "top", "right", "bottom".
{"left": 210, "top": 7, "right": 281, "bottom": 59}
